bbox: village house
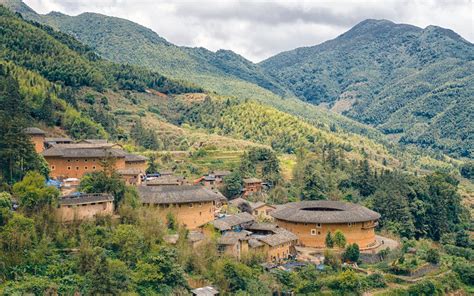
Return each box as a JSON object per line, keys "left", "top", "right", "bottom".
{"left": 270, "top": 200, "right": 381, "bottom": 250}
{"left": 41, "top": 143, "right": 127, "bottom": 179}
{"left": 229, "top": 198, "right": 276, "bottom": 220}
{"left": 56, "top": 193, "right": 114, "bottom": 222}
{"left": 194, "top": 170, "right": 232, "bottom": 189}
{"left": 44, "top": 137, "right": 73, "bottom": 149}
{"left": 213, "top": 219, "right": 298, "bottom": 262}
{"left": 145, "top": 175, "right": 188, "bottom": 186}
{"left": 138, "top": 185, "right": 226, "bottom": 229}
{"left": 242, "top": 178, "right": 263, "bottom": 196}
{"left": 209, "top": 212, "right": 255, "bottom": 233}
{"left": 118, "top": 154, "right": 149, "bottom": 185}
{"left": 25, "top": 127, "right": 46, "bottom": 153}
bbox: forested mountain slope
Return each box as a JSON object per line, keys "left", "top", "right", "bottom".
{"left": 1, "top": 0, "right": 391, "bottom": 144}
{"left": 0, "top": 3, "right": 460, "bottom": 176}
{"left": 260, "top": 19, "right": 474, "bottom": 157}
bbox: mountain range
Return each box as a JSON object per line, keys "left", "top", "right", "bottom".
{"left": 1, "top": 0, "right": 473, "bottom": 158}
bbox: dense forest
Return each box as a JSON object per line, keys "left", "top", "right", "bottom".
{"left": 260, "top": 20, "right": 474, "bottom": 157}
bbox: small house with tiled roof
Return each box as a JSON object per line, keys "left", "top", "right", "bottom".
{"left": 242, "top": 177, "right": 263, "bottom": 196}
{"left": 56, "top": 193, "right": 114, "bottom": 222}
{"left": 25, "top": 127, "right": 46, "bottom": 153}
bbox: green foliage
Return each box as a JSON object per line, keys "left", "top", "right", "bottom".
{"left": 424, "top": 248, "right": 440, "bottom": 264}
{"left": 261, "top": 19, "right": 474, "bottom": 157}
{"left": 110, "top": 225, "right": 146, "bottom": 264}
{"left": 146, "top": 154, "right": 159, "bottom": 174}
{"left": 453, "top": 261, "right": 474, "bottom": 286}
{"left": 130, "top": 120, "right": 161, "bottom": 150}
{"left": 334, "top": 230, "right": 347, "bottom": 248}
{"left": 0, "top": 67, "right": 50, "bottom": 183}
{"left": 342, "top": 243, "right": 360, "bottom": 263}
{"left": 325, "top": 231, "right": 334, "bottom": 248}
{"left": 460, "top": 161, "right": 474, "bottom": 180}
{"left": 326, "top": 270, "right": 363, "bottom": 294}
{"left": 238, "top": 147, "right": 281, "bottom": 183}
{"left": 79, "top": 171, "right": 126, "bottom": 206}
{"left": 223, "top": 171, "right": 243, "bottom": 198}
{"left": 12, "top": 171, "right": 59, "bottom": 213}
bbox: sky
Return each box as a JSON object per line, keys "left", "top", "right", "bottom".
{"left": 24, "top": 0, "right": 474, "bottom": 62}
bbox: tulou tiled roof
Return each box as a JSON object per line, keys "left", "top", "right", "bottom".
{"left": 257, "top": 229, "right": 298, "bottom": 247}
{"left": 59, "top": 193, "right": 114, "bottom": 206}
{"left": 41, "top": 143, "right": 126, "bottom": 158}
{"left": 211, "top": 212, "right": 255, "bottom": 231}
{"left": 117, "top": 168, "right": 143, "bottom": 175}
{"left": 270, "top": 200, "right": 381, "bottom": 224}
{"left": 138, "top": 185, "right": 226, "bottom": 204}
{"left": 218, "top": 231, "right": 249, "bottom": 245}
{"left": 25, "top": 127, "right": 46, "bottom": 135}
{"left": 243, "top": 177, "right": 262, "bottom": 184}
{"left": 125, "top": 153, "right": 148, "bottom": 162}
{"left": 145, "top": 175, "right": 184, "bottom": 186}
{"left": 211, "top": 170, "right": 231, "bottom": 177}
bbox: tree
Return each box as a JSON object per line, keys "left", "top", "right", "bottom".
{"left": 239, "top": 148, "right": 281, "bottom": 184}
{"left": 223, "top": 172, "right": 242, "bottom": 198}
{"left": 109, "top": 224, "right": 146, "bottom": 265}
{"left": 12, "top": 171, "right": 59, "bottom": 213}
{"left": 79, "top": 171, "right": 126, "bottom": 206}
{"left": 342, "top": 243, "right": 360, "bottom": 263}
{"left": 425, "top": 248, "right": 440, "bottom": 264}
{"left": 166, "top": 212, "right": 177, "bottom": 231}
{"left": 325, "top": 231, "right": 334, "bottom": 248}
{"left": 146, "top": 154, "right": 159, "bottom": 174}
{"left": 0, "top": 70, "right": 48, "bottom": 184}
{"left": 334, "top": 230, "right": 347, "bottom": 248}
{"left": 0, "top": 191, "right": 12, "bottom": 226}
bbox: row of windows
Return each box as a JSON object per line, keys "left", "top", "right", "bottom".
{"left": 67, "top": 159, "right": 97, "bottom": 163}
{"left": 304, "top": 222, "right": 354, "bottom": 228}
{"left": 51, "top": 165, "right": 97, "bottom": 171}
{"left": 146, "top": 202, "right": 207, "bottom": 208}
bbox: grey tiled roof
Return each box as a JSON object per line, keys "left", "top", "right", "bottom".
{"left": 125, "top": 153, "right": 148, "bottom": 162}
{"left": 258, "top": 229, "right": 298, "bottom": 247}
{"left": 59, "top": 193, "right": 114, "bottom": 206}
{"left": 44, "top": 137, "right": 72, "bottom": 143}
{"left": 211, "top": 212, "right": 255, "bottom": 231}
{"left": 117, "top": 168, "right": 143, "bottom": 175}
{"left": 270, "top": 200, "right": 381, "bottom": 224}
{"left": 243, "top": 177, "right": 262, "bottom": 183}
{"left": 191, "top": 286, "right": 219, "bottom": 296}
{"left": 41, "top": 143, "right": 126, "bottom": 158}
{"left": 218, "top": 231, "right": 249, "bottom": 245}
{"left": 138, "top": 185, "right": 225, "bottom": 204}
{"left": 145, "top": 175, "right": 184, "bottom": 186}
{"left": 25, "top": 127, "right": 46, "bottom": 135}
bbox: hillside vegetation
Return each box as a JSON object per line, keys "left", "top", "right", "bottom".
{"left": 9, "top": 0, "right": 470, "bottom": 158}
{"left": 1, "top": 0, "right": 393, "bottom": 144}
{"left": 260, "top": 19, "right": 474, "bottom": 157}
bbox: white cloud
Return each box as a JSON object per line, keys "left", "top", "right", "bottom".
{"left": 24, "top": 0, "right": 473, "bottom": 62}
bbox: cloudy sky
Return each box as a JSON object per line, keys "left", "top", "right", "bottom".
{"left": 24, "top": 0, "right": 473, "bottom": 62}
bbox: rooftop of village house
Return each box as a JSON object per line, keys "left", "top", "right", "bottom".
{"left": 216, "top": 221, "right": 298, "bottom": 247}
{"left": 210, "top": 212, "right": 255, "bottom": 231}
{"left": 24, "top": 127, "right": 46, "bottom": 135}
{"left": 270, "top": 200, "right": 381, "bottom": 224}
{"left": 145, "top": 175, "right": 185, "bottom": 186}
{"left": 243, "top": 177, "right": 262, "bottom": 184}
{"left": 58, "top": 193, "right": 114, "bottom": 206}
{"left": 41, "top": 143, "right": 127, "bottom": 158}
{"left": 229, "top": 198, "right": 275, "bottom": 211}
{"left": 45, "top": 137, "right": 73, "bottom": 143}
{"left": 124, "top": 154, "right": 148, "bottom": 162}
{"left": 138, "top": 185, "right": 226, "bottom": 204}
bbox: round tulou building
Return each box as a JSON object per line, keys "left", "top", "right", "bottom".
{"left": 270, "top": 200, "right": 380, "bottom": 249}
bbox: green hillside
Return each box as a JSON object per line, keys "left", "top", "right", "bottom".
{"left": 0, "top": 0, "right": 392, "bottom": 144}
{"left": 260, "top": 19, "right": 474, "bottom": 157}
